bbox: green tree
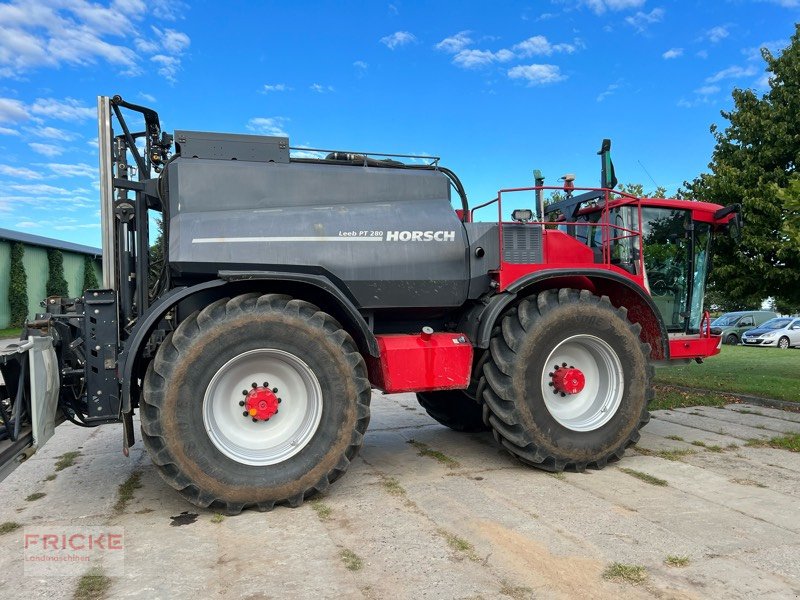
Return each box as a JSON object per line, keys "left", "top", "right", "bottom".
{"left": 617, "top": 183, "right": 667, "bottom": 198}
{"left": 82, "top": 255, "right": 99, "bottom": 292}
{"left": 9, "top": 242, "right": 28, "bottom": 326}
{"left": 46, "top": 249, "right": 69, "bottom": 297}
{"left": 685, "top": 28, "right": 800, "bottom": 308}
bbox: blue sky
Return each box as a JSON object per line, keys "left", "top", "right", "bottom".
{"left": 0, "top": 0, "right": 796, "bottom": 247}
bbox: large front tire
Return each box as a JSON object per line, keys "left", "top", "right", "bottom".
{"left": 140, "top": 293, "right": 371, "bottom": 514}
{"left": 480, "top": 289, "right": 652, "bottom": 471}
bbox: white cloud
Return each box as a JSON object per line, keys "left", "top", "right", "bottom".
{"left": 507, "top": 64, "right": 566, "bottom": 85}
{"left": 353, "top": 60, "right": 368, "bottom": 74}
{"left": 9, "top": 183, "right": 71, "bottom": 195}
{"left": 435, "top": 31, "right": 473, "bottom": 53}
{"left": 246, "top": 117, "right": 289, "bottom": 137}
{"left": 45, "top": 163, "right": 96, "bottom": 178}
{"left": 139, "top": 92, "right": 157, "bottom": 102}
{"left": 28, "top": 125, "right": 76, "bottom": 140}
{"left": 30, "top": 98, "right": 94, "bottom": 121}
{"left": 151, "top": 0, "right": 187, "bottom": 20}
{"left": 0, "top": 126, "right": 19, "bottom": 135}
{"left": 380, "top": 31, "right": 416, "bottom": 50}
{"left": 662, "top": 48, "right": 683, "bottom": 59}
{"left": 705, "top": 65, "right": 758, "bottom": 83}
{"left": 0, "top": 1, "right": 191, "bottom": 82}
{"left": 29, "top": 142, "right": 63, "bottom": 157}
{"left": 754, "top": 73, "right": 772, "bottom": 90}
{"left": 625, "top": 8, "right": 665, "bottom": 33}
{"left": 0, "top": 164, "right": 42, "bottom": 179}
{"left": 309, "top": 83, "right": 334, "bottom": 93}
{"left": 514, "top": 35, "right": 579, "bottom": 57}
{"left": 695, "top": 85, "right": 720, "bottom": 96}
{"left": 453, "top": 48, "right": 514, "bottom": 68}
{"left": 262, "top": 83, "right": 290, "bottom": 92}
{"left": 584, "top": 0, "right": 645, "bottom": 14}
{"left": 151, "top": 54, "right": 181, "bottom": 82}
{"left": 605, "top": 0, "right": 646, "bottom": 8}
{"left": 706, "top": 26, "right": 729, "bottom": 43}
{"left": 52, "top": 222, "right": 100, "bottom": 231}
{"left": 159, "top": 28, "right": 190, "bottom": 54}
{"left": 0, "top": 97, "right": 29, "bottom": 122}
{"left": 290, "top": 149, "right": 326, "bottom": 159}
{"left": 597, "top": 83, "right": 620, "bottom": 102}
{"left": 742, "top": 39, "right": 788, "bottom": 62}
{"left": 764, "top": 0, "right": 800, "bottom": 5}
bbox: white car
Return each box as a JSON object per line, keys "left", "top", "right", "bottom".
{"left": 742, "top": 317, "right": 800, "bottom": 349}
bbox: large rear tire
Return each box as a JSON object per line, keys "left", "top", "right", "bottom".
{"left": 479, "top": 289, "right": 652, "bottom": 471}
{"left": 416, "top": 390, "right": 489, "bottom": 432}
{"left": 140, "top": 293, "right": 371, "bottom": 514}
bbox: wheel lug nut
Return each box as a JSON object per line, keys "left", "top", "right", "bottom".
{"left": 272, "top": 387, "right": 278, "bottom": 393}
{"left": 252, "top": 382, "right": 258, "bottom": 388}
{"left": 263, "top": 381, "right": 269, "bottom": 387}
{"left": 252, "top": 418, "right": 258, "bottom": 423}
{"left": 562, "top": 362, "right": 567, "bottom": 367}
{"left": 278, "top": 398, "right": 282, "bottom": 403}
{"left": 548, "top": 382, "right": 554, "bottom": 387}
{"left": 242, "top": 411, "right": 249, "bottom": 417}
{"left": 548, "top": 372, "right": 554, "bottom": 377}
{"left": 239, "top": 400, "right": 245, "bottom": 406}
{"left": 242, "top": 390, "right": 248, "bottom": 396}
{"left": 560, "top": 392, "right": 566, "bottom": 397}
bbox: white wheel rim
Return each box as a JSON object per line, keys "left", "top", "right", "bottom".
{"left": 779, "top": 338, "right": 789, "bottom": 349}
{"left": 202, "top": 349, "right": 323, "bottom": 466}
{"left": 540, "top": 334, "right": 624, "bottom": 432}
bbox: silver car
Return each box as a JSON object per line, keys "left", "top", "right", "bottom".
{"left": 742, "top": 317, "right": 800, "bottom": 349}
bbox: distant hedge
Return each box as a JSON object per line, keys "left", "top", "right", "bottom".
{"left": 83, "top": 255, "right": 99, "bottom": 292}
{"left": 46, "top": 248, "right": 69, "bottom": 298}
{"left": 9, "top": 242, "right": 28, "bottom": 326}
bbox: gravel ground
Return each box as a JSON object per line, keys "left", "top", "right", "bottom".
{"left": 1, "top": 394, "right": 799, "bottom": 599}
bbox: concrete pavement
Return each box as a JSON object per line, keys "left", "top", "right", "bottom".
{"left": 1, "top": 395, "right": 800, "bottom": 599}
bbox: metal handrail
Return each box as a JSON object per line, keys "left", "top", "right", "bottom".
{"left": 489, "top": 186, "right": 647, "bottom": 276}
{"left": 289, "top": 146, "right": 440, "bottom": 166}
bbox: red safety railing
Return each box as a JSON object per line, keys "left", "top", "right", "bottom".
{"left": 470, "top": 186, "right": 647, "bottom": 277}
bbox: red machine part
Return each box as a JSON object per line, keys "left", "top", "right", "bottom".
{"left": 550, "top": 366, "right": 586, "bottom": 395}
{"left": 368, "top": 331, "right": 474, "bottom": 393}
{"left": 669, "top": 312, "right": 722, "bottom": 360}
{"left": 243, "top": 385, "right": 280, "bottom": 421}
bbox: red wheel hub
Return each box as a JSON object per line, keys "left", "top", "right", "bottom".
{"left": 245, "top": 387, "right": 279, "bottom": 421}
{"left": 551, "top": 367, "right": 585, "bottom": 395}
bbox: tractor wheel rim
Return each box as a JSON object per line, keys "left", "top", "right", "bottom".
{"left": 203, "top": 349, "right": 323, "bottom": 466}
{"left": 540, "top": 334, "right": 624, "bottom": 432}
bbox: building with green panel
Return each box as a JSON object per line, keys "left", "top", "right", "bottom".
{"left": 0, "top": 228, "right": 101, "bottom": 328}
